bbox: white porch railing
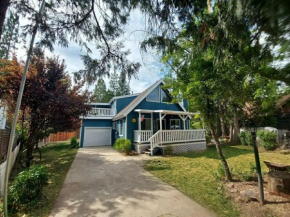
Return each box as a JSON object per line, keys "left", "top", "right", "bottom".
{"left": 87, "top": 108, "right": 116, "bottom": 117}
{"left": 148, "top": 130, "right": 206, "bottom": 155}
{"left": 134, "top": 130, "right": 153, "bottom": 143}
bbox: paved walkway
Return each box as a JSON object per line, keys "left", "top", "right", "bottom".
{"left": 50, "top": 147, "right": 215, "bottom": 217}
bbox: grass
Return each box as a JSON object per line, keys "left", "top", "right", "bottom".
{"left": 144, "top": 145, "right": 290, "bottom": 217}
{"left": 2, "top": 142, "right": 78, "bottom": 217}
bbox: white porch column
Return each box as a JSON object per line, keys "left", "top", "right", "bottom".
{"left": 183, "top": 117, "right": 186, "bottom": 130}
{"left": 138, "top": 112, "right": 141, "bottom": 130}
{"left": 159, "top": 112, "right": 162, "bottom": 131}
{"left": 151, "top": 112, "right": 153, "bottom": 132}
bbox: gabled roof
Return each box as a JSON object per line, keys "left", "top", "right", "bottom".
{"left": 108, "top": 93, "right": 139, "bottom": 104}
{"left": 112, "top": 79, "right": 185, "bottom": 121}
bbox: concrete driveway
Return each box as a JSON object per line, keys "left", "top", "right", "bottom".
{"left": 50, "top": 147, "right": 215, "bottom": 217}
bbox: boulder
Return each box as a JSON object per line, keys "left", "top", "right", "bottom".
{"left": 240, "top": 189, "right": 259, "bottom": 202}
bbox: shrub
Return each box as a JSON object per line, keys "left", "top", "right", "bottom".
{"left": 238, "top": 131, "right": 253, "bottom": 146}
{"left": 114, "top": 138, "right": 131, "bottom": 155}
{"left": 70, "top": 137, "right": 79, "bottom": 148}
{"left": 257, "top": 130, "right": 277, "bottom": 150}
{"left": 163, "top": 145, "right": 173, "bottom": 155}
{"left": 9, "top": 165, "right": 48, "bottom": 207}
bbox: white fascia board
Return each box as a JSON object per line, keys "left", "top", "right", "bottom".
{"left": 79, "top": 116, "right": 113, "bottom": 120}
{"left": 108, "top": 93, "right": 139, "bottom": 104}
{"left": 121, "top": 79, "right": 165, "bottom": 118}
{"left": 153, "top": 110, "right": 196, "bottom": 116}
{"left": 134, "top": 109, "right": 154, "bottom": 113}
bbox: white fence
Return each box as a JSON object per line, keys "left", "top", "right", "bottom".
{"left": 87, "top": 108, "right": 116, "bottom": 117}
{"left": 149, "top": 130, "right": 206, "bottom": 155}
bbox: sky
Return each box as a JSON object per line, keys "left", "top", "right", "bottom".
{"left": 16, "top": 8, "right": 167, "bottom": 94}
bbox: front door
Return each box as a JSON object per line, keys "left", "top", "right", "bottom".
{"left": 155, "top": 119, "right": 166, "bottom": 132}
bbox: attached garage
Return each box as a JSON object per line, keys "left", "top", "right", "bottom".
{"left": 83, "top": 127, "right": 111, "bottom": 147}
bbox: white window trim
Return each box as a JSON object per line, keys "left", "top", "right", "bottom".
{"left": 146, "top": 86, "right": 160, "bottom": 102}
{"left": 161, "top": 88, "right": 172, "bottom": 103}
{"left": 156, "top": 118, "right": 166, "bottom": 130}
{"left": 119, "top": 119, "right": 123, "bottom": 136}
{"left": 170, "top": 119, "right": 180, "bottom": 129}
{"left": 112, "top": 122, "right": 116, "bottom": 130}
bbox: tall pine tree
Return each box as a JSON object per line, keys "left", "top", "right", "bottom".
{"left": 0, "top": 12, "right": 19, "bottom": 59}
{"left": 117, "top": 72, "right": 130, "bottom": 96}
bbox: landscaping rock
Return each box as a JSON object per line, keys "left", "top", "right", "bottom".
{"left": 240, "top": 189, "right": 259, "bottom": 202}
{"left": 230, "top": 188, "right": 238, "bottom": 193}
{"left": 226, "top": 182, "right": 235, "bottom": 189}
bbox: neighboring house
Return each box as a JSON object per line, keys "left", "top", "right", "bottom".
{"left": 275, "top": 93, "right": 290, "bottom": 138}
{"left": 79, "top": 79, "right": 206, "bottom": 155}
{"left": 0, "top": 101, "right": 6, "bottom": 130}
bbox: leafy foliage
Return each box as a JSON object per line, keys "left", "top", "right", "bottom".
{"left": 113, "top": 138, "right": 131, "bottom": 155}
{"left": 6, "top": 0, "right": 141, "bottom": 84}
{"left": 0, "top": 11, "right": 19, "bottom": 59}
{"left": 9, "top": 165, "right": 48, "bottom": 207}
{"left": 0, "top": 51, "right": 90, "bottom": 166}
{"left": 69, "top": 137, "right": 79, "bottom": 149}
{"left": 257, "top": 130, "right": 277, "bottom": 150}
{"left": 92, "top": 78, "right": 114, "bottom": 102}
{"left": 238, "top": 131, "right": 253, "bottom": 146}
{"left": 92, "top": 72, "right": 131, "bottom": 102}
{"left": 163, "top": 145, "right": 173, "bottom": 156}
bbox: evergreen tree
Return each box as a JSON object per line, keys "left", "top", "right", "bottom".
{"left": 109, "top": 72, "right": 119, "bottom": 97}
{"left": 92, "top": 78, "right": 114, "bottom": 102}
{"left": 0, "top": 12, "right": 19, "bottom": 59}
{"left": 92, "top": 78, "right": 108, "bottom": 102}
{"left": 117, "top": 72, "right": 130, "bottom": 96}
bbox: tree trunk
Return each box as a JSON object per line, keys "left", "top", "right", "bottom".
{"left": 219, "top": 105, "right": 227, "bottom": 138}
{"left": 229, "top": 123, "right": 233, "bottom": 142}
{"left": 0, "top": 0, "right": 10, "bottom": 40}
{"left": 233, "top": 113, "right": 240, "bottom": 143}
{"left": 216, "top": 115, "right": 222, "bottom": 137}
{"left": 209, "top": 123, "right": 233, "bottom": 181}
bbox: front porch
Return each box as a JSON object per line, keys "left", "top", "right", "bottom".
{"left": 133, "top": 109, "right": 206, "bottom": 155}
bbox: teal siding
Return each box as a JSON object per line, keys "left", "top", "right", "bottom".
{"left": 80, "top": 119, "right": 112, "bottom": 147}
{"left": 135, "top": 98, "right": 183, "bottom": 111}
{"left": 116, "top": 96, "right": 137, "bottom": 113}
{"left": 183, "top": 99, "right": 188, "bottom": 109}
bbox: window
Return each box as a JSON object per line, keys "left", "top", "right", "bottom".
{"left": 170, "top": 119, "right": 180, "bottom": 130}
{"left": 112, "top": 122, "right": 116, "bottom": 130}
{"left": 161, "top": 88, "right": 171, "bottom": 103}
{"left": 155, "top": 119, "right": 166, "bottom": 130}
{"left": 141, "top": 118, "right": 151, "bottom": 130}
{"left": 147, "top": 86, "right": 160, "bottom": 102}
{"left": 119, "top": 119, "right": 123, "bottom": 136}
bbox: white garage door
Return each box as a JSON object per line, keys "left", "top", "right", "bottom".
{"left": 83, "top": 128, "right": 111, "bottom": 147}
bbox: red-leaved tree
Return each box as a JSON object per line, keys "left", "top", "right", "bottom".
{"left": 0, "top": 51, "right": 91, "bottom": 166}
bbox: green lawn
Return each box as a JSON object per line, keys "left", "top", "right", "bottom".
{"left": 6, "top": 142, "right": 78, "bottom": 217}
{"left": 144, "top": 145, "right": 290, "bottom": 217}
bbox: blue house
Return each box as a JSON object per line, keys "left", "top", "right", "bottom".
{"left": 79, "top": 79, "right": 206, "bottom": 155}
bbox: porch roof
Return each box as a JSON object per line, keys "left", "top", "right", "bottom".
{"left": 134, "top": 109, "right": 195, "bottom": 117}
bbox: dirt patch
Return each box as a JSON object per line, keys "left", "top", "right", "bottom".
{"left": 225, "top": 181, "right": 290, "bottom": 217}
